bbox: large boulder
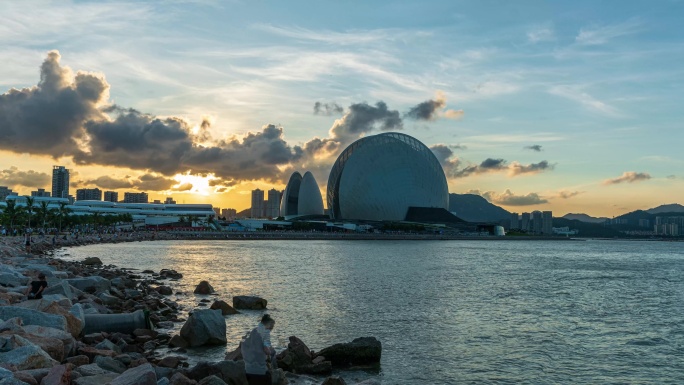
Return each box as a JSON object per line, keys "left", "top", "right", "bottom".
{"left": 66, "top": 277, "right": 111, "bottom": 295}
{"left": 41, "top": 281, "right": 74, "bottom": 300}
{"left": 197, "top": 375, "right": 226, "bottom": 385}
{"left": 23, "top": 326, "right": 75, "bottom": 359}
{"left": 321, "top": 377, "right": 347, "bottom": 385}
{"left": 73, "top": 373, "right": 119, "bottom": 385}
{"left": 0, "top": 341, "right": 58, "bottom": 370}
{"left": 0, "top": 273, "right": 26, "bottom": 287}
{"left": 231, "top": 296, "right": 267, "bottom": 310}
{"left": 0, "top": 307, "right": 67, "bottom": 332}
{"left": 94, "top": 356, "right": 127, "bottom": 374}
{"left": 1, "top": 331, "right": 64, "bottom": 362}
{"left": 82, "top": 257, "right": 103, "bottom": 266}
{"left": 40, "top": 364, "right": 70, "bottom": 385}
{"left": 276, "top": 336, "right": 318, "bottom": 373}
{"left": 179, "top": 309, "right": 226, "bottom": 347}
{"left": 209, "top": 300, "right": 239, "bottom": 316}
{"left": 110, "top": 363, "right": 157, "bottom": 385}
{"left": 41, "top": 303, "right": 83, "bottom": 338}
{"left": 193, "top": 281, "right": 214, "bottom": 295}
{"left": 315, "top": 337, "right": 382, "bottom": 368}
{"left": 185, "top": 361, "right": 246, "bottom": 385}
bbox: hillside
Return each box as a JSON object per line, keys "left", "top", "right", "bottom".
{"left": 552, "top": 218, "right": 623, "bottom": 237}
{"left": 646, "top": 204, "right": 684, "bottom": 214}
{"left": 562, "top": 213, "right": 609, "bottom": 223}
{"left": 448, "top": 193, "right": 511, "bottom": 222}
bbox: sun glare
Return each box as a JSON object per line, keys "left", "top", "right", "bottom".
{"left": 173, "top": 174, "right": 213, "bottom": 196}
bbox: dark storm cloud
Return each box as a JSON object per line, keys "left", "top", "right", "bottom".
{"left": 85, "top": 175, "right": 134, "bottom": 189}
{"left": 313, "top": 102, "right": 344, "bottom": 116}
{"left": 84, "top": 173, "right": 177, "bottom": 191}
{"left": 603, "top": 171, "right": 651, "bottom": 185}
{"left": 329, "top": 101, "right": 402, "bottom": 141}
{"left": 0, "top": 51, "right": 107, "bottom": 158}
{"left": 406, "top": 98, "right": 446, "bottom": 121}
{"left": 429, "top": 144, "right": 462, "bottom": 176}
{"left": 0, "top": 167, "right": 51, "bottom": 188}
{"left": 524, "top": 144, "right": 543, "bottom": 152}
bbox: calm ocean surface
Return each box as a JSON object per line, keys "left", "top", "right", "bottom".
{"left": 57, "top": 239, "right": 684, "bottom": 384}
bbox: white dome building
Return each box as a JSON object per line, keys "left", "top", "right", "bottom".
{"left": 280, "top": 170, "right": 324, "bottom": 217}
{"left": 326, "top": 132, "right": 449, "bottom": 221}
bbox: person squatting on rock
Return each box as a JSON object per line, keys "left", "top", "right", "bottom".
{"left": 242, "top": 314, "right": 277, "bottom": 385}
{"left": 25, "top": 272, "right": 47, "bottom": 299}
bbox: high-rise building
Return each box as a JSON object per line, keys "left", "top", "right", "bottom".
{"left": 510, "top": 212, "right": 519, "bottom": 230}
{"left": 104, "top": 191, "right": 119, "bottom": 202}
{"left": 532, "top": 211, "right": 543, "bottom": 234}
{"left": 542, "top": 211, "right": 553, "bottom": 235}
{"left": 266, "top": 188, "right": 281, "bottom": 218}
{"left": 251, "top": 189, "right": 265, "bottom": 218}
{"left": 213, "top": 207, "right": 221, "bottom": 217}
{"left": 123, "top": 192, "right": 148, "bottom": 203}
{"left": 30, "top": 188, "right": 51, "bottom": 197}
{"left": 164, "top": 197, "right": 176, "bottom": 204}
{"left": 521, "top": 212, "right": 531, "bottom": 232}
{"left": 76, "top": 188, "right": 102, "bottom": 201}
{"left": 0, "top": 186, "right": 15, "bottom": 201}
{"left": 221, "top": 208, "right": 237, "bottom": 219}
{"left": 52, "top": 166, "right": 70, "bottom": 198}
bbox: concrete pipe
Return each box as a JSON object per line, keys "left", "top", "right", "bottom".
{"left": 83, "top": 309, "right": 151, "bottom": 334}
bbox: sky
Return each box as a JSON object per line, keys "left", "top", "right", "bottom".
{"left": 1, "top": 0, "right": 683, "bottom": 217}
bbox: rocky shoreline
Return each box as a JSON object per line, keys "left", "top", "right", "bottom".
{"left": 0, "top": 236, "right": 382, "bottom": 385}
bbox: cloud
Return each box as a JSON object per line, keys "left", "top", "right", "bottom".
{"left": 173, "top": 182, "right": 193, "bottom": 191}
{"left": 549, "top": 85, "right": 618, "bottom": 116}
{"left": 603, "top": 171, "right": 652, "bottom": 185}
{"left": 555, "top": 190, "right": 584, "bottom": 199}
{"left": 471, "top": 189, "right": 548, "bottom": 206}
{"left": 430, "top": 144, "right": 462, "bottom": 176}
{"left": 85, "top": 176, "right": 134, "bottom": 190}
{"left": 524, "top": 145, "right": 543, "bottom": 152}
{"left": 313, "top": 102, "right": 343, "bottom": 116}
{"left": 84, "top": 173, "right": 177, "bottom": 191}
{"left": 575, "top": 19, "right": 643, "bottom": 45}
{"left": 0, "top": 167, "right": 51, "bottom": 188}
{"left": 508, "top": 160, "right": 554, "bottom": 176}
{"left": 527, "top": 26, "right": 555, "bottom": 43}
{"left": 405, "top": 91, "right": 463, "bottom": 121}
{"left": 136, "top": 174, "right": 177, "bottom": 191}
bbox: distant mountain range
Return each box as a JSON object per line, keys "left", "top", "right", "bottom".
{"left": 646, "top": 203, "right": 684, "bottom": 214}
{"left": 561, "top": 213, "right": 610, "bottom": 223}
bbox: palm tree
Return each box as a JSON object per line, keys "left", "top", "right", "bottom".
{"left": 24, "top": 196, "right": 35, "bottom": 228}
{"left": 1, "top": 200, "right": 26, "bottom": 231}
{"left": 35, "top": 201, "right": 51, "bottom": 230}
{"left": 56, "top": 202, "right": 72, "bottom": 232}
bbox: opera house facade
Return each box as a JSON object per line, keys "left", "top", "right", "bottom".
{"left": 280, "top": 171, "right": 325, "bottom": 217}
{"left": 327, "top": 132, "right": 449, "bottom": 221}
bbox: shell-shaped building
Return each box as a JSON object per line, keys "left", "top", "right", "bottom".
{"left": 280, "top": 172, "right": 302, "bottom": 216}
{"left": 280, "top": 171, "right": 324, "bottom": 217}
{"left": 298, "top": 172, "right": 325, "bottom": 216}
{"left": 327, "top": 132, "right": 449, "bottom": 221}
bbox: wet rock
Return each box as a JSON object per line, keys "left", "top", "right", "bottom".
{"left": 133, "top": 329, "right": 156, "bottom": 338}
{"left": 232, "top": 296, "right": 267, "bottom": 310}
{"left": 153, "top": 367, "right": 173, "bottom": 381}
{"left": 168, "top": 336, "right": 188, "bottom": 349}
{"left": 321, "top": 377, "right": 346, "bottom": 385}
{"left": 156, "top": 357, "right": 179, "bottom": 369}
{"left": 209, "top": 300, "right": 239, "bottom": 316}
{"left": 179, "top": 309, "right": 226, "bottom": 347}
{"left": 315, "top": 337, "right": 381, "bottom": 368}
{"left": 0, "top": 307, "right": 67, "bottom": 332}
{"left": 186, "top": 361, "right": 246, "bottom": 385}
{"left": 158, "top": 270, "right": 182, "bottom": 280}
{"left": 224, "top": 344, "right": 242, "bottom": 361}
{"left": 157, "top": 378, "right": 170, "bottom": 385}
{"left": 193, "top": 281, "right": 214, "bottom": 295}
{"left": 156, "top": 286, "right": 172, "bottom": 296}
{"left": 110, "top": 363, "right": 157, "bottom": 385}
{"left": 39, "top": 364, "right": 70, "bottom": 385}
{"left": 82, "top": 257, "right": 103, "bottom": 266}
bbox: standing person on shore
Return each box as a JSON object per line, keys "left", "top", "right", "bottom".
{"left": 25, "top": 273, "right": 47, "bottom": 300}
{"left": 241, "top": 314, "right": 277, "bottom": 385}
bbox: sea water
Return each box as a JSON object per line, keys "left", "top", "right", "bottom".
{"left": 58, "top": 239, "right": 684, "bottom": 384}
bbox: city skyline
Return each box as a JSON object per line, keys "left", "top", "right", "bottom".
{"left": 1, "top": 1, "right": 682, "bottom": 216}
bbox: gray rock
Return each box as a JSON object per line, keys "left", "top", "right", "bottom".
{"left": 321, "top": 376, "right": 346, "bottom": 385}
{"left": 156, "top": 378, "right": 170, "bottom": 385}
{"left": 110, "top": 363, "right": 157, "bottom": 385}
{"left": 75, "top": 364, "right": 115, "bottom": 377}
{"left": 23, "top": 325, "right": 74, "bottom": 357}
{"left": 0, "top": 307, "right": 67, "bottom": 333}
{"left": 232, "top": 296, "right": 267, "bottom": 310}
{"left": 179, "top": 309, "right": 226, "bottom": 347}
{"left": 153, "top": 367, "right": 173, "bottom": 381}
{"left": 186, "top": 361, "right": 246, "bottom": 385}
{"left": 95, "top": 339, "right": 122, "bottom": 354}
{"left": 315, "top": 337, "right": 382, "bottom": 368}
{"left": 14, "top": 368, "right": 50, "bottom": 384}
{"left": 0, "top": 317, "right": 23, "bottom": 333}
{"left": 0, "top": 368, "right": 12, "bottom": 380}
{"left": 193, "top": 281, "right": 214, "bottom": 295}
{"left": 41, "top": 281, "right": 74, "bottom": 300}
{"left": 73, "top": 373, "right": 118, "bottom": 385}
{"left": 124, "top": 289, "right": 142, "bottom": 299}
{"left": 197, "top": 376, "right": 226, "bottom": 385}
{"left": 66, "top": 277, "right": 111, "bottom": 295}
{"left": 82, "top": 257, "right": 103, "bottom": 266}
{"left": 209, "top": 300, "right": 239, "bottom": 316}
{"left": 0, "top": 345, "right": 58, "bottom": 370}
{"left": 98, "top": 293, "right": 120, "bottom": 306}
{"left": 0, "top": 273, "right": 25, "bottom": 287}
{"left": 0, "top": 377, "right": 30, "bottom": 385}
{"left": 94, "top": 356, "right": 127, "bottom": 374}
